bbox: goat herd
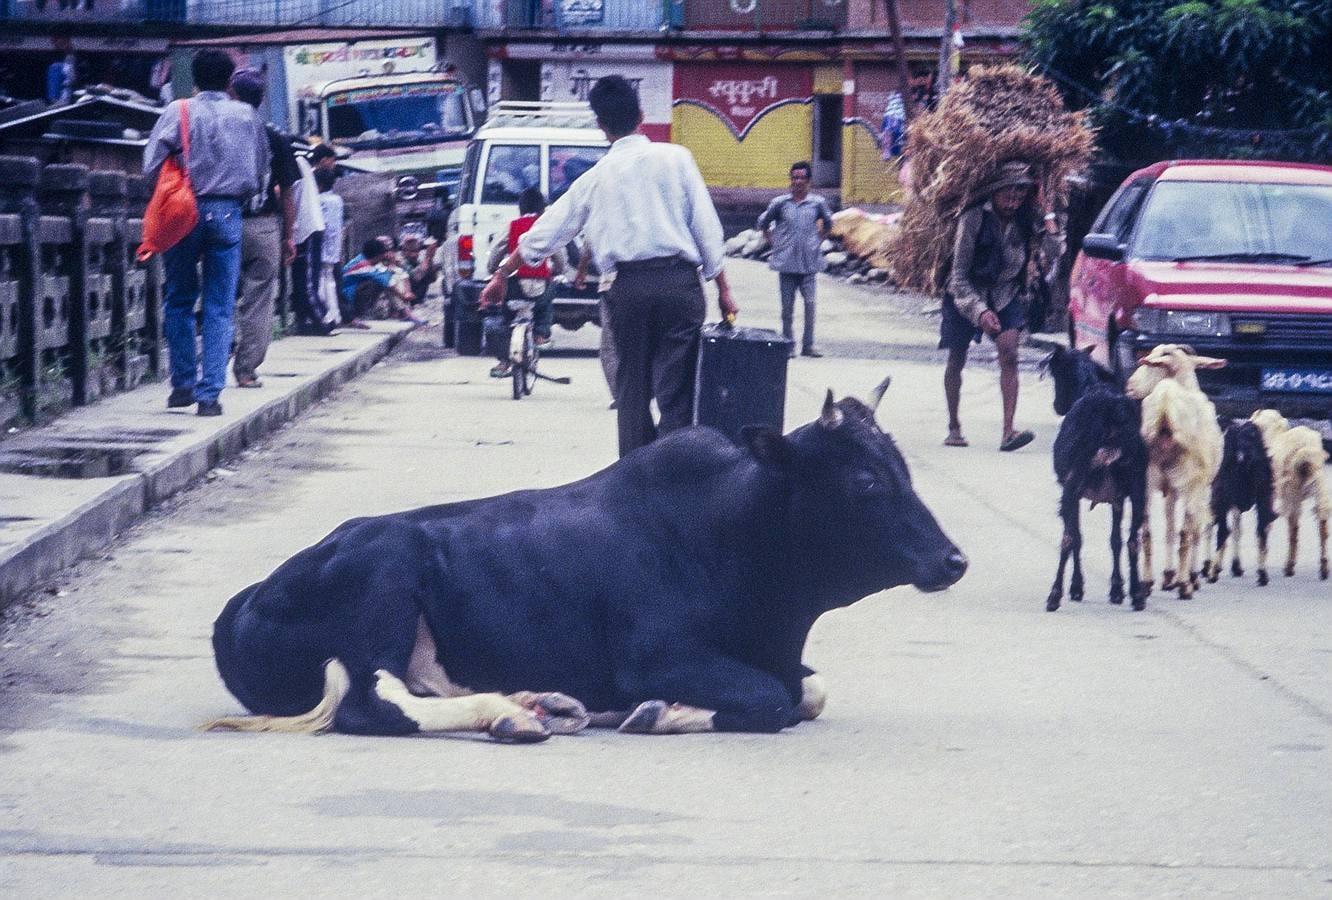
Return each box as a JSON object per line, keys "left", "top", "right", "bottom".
{"left": 1041, "top": 343, "right": 1330, "bottom": 613}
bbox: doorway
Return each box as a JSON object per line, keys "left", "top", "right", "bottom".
{"left": 812, "top": 94, "right": 842, "bottom": 188}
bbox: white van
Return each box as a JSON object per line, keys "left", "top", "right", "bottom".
{"left": 442, "top": 102, "right": 608, "bottom": 354}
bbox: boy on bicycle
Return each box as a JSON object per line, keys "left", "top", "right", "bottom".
{"left": 482, "top": 187, "right": 565, "bottom": 378}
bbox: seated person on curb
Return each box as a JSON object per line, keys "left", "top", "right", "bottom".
{"left": 482, "top": 187, "right": 565, "bottom": 378}
{"left": 399, "top": 234, "right": 440, "bottom": 305}
{"left": 341, "top": 238, "right": 422, "bottom": 326}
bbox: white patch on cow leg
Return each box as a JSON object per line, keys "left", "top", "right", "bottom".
{"left": 619, "top": 700, "right": 716, "bottom": 735}
{"left": 405, "top": 615, "right": 471, "bottom": 698}
{"left": 374, "top": 670, "right": 548, "bottom": 741}
{"left": 797, "top": 673, "right": 828, "bottom": 721}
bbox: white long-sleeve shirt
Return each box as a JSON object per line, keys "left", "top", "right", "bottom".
{"left": 516, "top": 134, "right": 724, "bottom": 280}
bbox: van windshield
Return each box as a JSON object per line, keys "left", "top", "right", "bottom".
{"left": 326, "top": 83, "right": 471, "bottom": 148}
{"left": 1134, "top": 180, "right": 1332, "bottom": 263}
{"left": 549, "top": 145, "right": 607, "bottom": 203}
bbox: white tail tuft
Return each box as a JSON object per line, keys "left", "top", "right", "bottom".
{"left": 201, "top": 659, "right": 351, "bottom": 734}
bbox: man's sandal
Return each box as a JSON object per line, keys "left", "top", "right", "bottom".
{"left": 999, "top": 430, "right": 1034, "bottom": 452}
{"left": 943, "top": 435, "right": 969, "bottom": 447}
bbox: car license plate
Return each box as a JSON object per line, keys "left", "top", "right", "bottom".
{"left": 1260, "top": 367, "right": 1332, "bottom": 394}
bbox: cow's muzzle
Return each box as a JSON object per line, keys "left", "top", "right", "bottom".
{"left": 914, "top": 550, "right": 969, "bottom": 593}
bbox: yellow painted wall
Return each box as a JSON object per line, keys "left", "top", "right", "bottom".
{"left": 672, "top": 102, "right": 813, "bottom": 188}
{"left": 840, "top": 121, "right": 904, "bottom": 206}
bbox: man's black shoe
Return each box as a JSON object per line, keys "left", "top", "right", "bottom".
{"left": 167, "top": 388, "right": 194, "bottom": 408}
{"left": 196, "top": 401, "right": 223, "bottom": 417}
{"left": 801, "top": 347, "right": 824, "bottom": 358}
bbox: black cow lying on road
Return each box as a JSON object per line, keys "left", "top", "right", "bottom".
{"left": 207, "top": 383, "right": 968, "bottom": 741}
{"left": 1042, "top": 346, "right": 1149, "bottom": 611}
{"left": 1205, "top": 420, "right": 1276, "bottom": 586}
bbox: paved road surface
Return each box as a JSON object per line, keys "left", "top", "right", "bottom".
{"left": 1, "top": 259, "right": 1328, "bottom": 896}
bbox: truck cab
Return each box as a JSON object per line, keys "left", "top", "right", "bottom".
{"left": 300, "top": 71, "right": 486, "bottom": 221}
{"left": 443, "top": 102, "right": 608, "bottom": 354}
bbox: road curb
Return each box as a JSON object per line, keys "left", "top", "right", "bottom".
{"left": 0, "top": 327, "right": 410, "bottom": 609}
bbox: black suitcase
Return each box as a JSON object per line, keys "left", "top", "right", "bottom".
{"left": 693, "top": 323, "right": 793, "bottom": 444}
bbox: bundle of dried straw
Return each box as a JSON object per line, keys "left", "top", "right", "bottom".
{"left": 888, "top": 65, "right": 1095, "bottom": 295}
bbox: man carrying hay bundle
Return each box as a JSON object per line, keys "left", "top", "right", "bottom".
{"left": 887, "top": 65, "right": 1093, "bottom": 451}
{"left": 941, "top": 161, "right": 1062, "bottom": 451}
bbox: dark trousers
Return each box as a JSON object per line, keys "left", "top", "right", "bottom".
{"left": 607, "top": 258, "right": 705, "bottom": 458}
{"left": 289, "top": 231, "right": 327, "bottom": 326}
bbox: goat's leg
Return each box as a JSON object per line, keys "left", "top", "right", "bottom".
{"left": 1209, "top": 507, "right": 1231, "bottom": 583}
{"left": 1161, "top": 490, "right": 1179, "bottom": 590}
{"left": 1140, "top": 473, "right": 1156, "bottom": 593}
{"left": 1284, "top": 508, "right": 1300, "bottom": 577}
{"left": 1128, "top": 490, "right": 1147, "bottom": 610}
{"left": 1177, "top": 507, "right": 1197, "bottom": 599}
{"left": 1108, "top": 500, "right": 1125, "bottom": 604}
{"left": 1047, "top": 488, "right": 1078, "bottom": 612}
{"left": 1316, "top": 487, "right": 1329, "bottom": 580}
{"left": 1228, "top": 509, "right": 1244, "bottom": 578}
{"left": 1256, "top": 497, "right": 1276, "bottom": 586}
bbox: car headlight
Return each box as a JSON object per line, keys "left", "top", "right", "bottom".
{"left": 1132, "top": 308, "right": 1230, "bottom": 337}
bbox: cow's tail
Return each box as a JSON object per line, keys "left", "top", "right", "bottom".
{"left": 200, "top": 658, "right": 351, "bottom": 734}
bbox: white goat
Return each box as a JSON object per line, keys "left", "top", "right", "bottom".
{"left": 1250, "top": 409, "right": 1330, "bottom": 580}
{"left": 1125, "top": 345, "right": 1225, "bottom": 598}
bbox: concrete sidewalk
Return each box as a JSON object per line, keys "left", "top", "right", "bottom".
{"left": 0, "top": 321, "right": 415, "bottom": 607}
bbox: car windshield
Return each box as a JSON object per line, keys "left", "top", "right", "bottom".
{"left": 1133, "top": 180, "right": 1332, "bottom": 263}
{"left": 326, "top": 83, "right": 470, "bottom": 148}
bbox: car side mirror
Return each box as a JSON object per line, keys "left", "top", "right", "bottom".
{"left": 1082, "top": 233, "right": 1126, "bottom": 262}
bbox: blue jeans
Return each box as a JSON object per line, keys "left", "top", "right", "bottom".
{"left": 162, "top": 198, "right": 243, "bottom": 404}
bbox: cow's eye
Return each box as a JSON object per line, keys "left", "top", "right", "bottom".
{"left": 852, "top": 472, "right": 877, "bottom": 494}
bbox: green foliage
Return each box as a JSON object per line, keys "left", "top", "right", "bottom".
{"left": 1023, "top": 0, "right": 1332, "bottom": 162}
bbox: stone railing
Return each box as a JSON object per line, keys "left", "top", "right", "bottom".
{"left": 0, "top": 155, "right": 163, "bottom": 426}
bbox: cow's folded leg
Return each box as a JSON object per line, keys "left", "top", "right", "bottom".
{"left": 620, "top": 657, "right": 795, "bottom": 734}
{"left": 373, "top": 670, "right": 549, "bottom": 742}
{"left": 619, "top": 700, "right": 716, "bottom": 735}
{"left": 507, "top": 691, "right": 591, "bottom": 735}
{"left": 586, "top": 710, "right": 632, "bottom": 729}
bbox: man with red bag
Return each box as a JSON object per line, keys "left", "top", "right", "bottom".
{"left": 143, "top": 49, "right": 269, "bottom": 416}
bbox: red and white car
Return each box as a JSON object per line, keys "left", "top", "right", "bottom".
{"left": 1069, "top": 159, "right": 1332, "bottom": 431}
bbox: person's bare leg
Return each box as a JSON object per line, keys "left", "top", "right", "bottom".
{"left": 996, "top": 328, "right": 1021, "bottom": 441}
{"left": 944, "top": 346, "right": 968, "bottom": 444}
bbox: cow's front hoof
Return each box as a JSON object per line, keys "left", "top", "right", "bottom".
{"left": 528, "top": 692, "right": 590, "bottom": 735}
{"left": 618, "top": 700, "right": 667, "bottom": 734}
{"left": 1256, "top": 569, "right": 1269, "bottom": 586}
{"left": 489, "top": 712, "right": 550, "bottom": 743}
{"left": 1045, "top": 596, "right": 1060, "bottom": 612}
{"left": 1161, "top": 570, "right": 1177, "bottom": 590}
{"left": 1284, "top": 564, "right": 1295, "bottom": 577}
{"left": 1231, "top": 561, "right": 1244, "bottom": 578}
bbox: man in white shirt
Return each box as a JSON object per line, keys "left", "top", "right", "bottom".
{"left": 480, "top": 75, "right": 736, "bottom": 457}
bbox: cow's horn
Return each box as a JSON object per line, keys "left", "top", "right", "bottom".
{"left": 819, "top": 389, "right": 843, "bottom": 429}
{"left": 868, "top": 374, "right": 892, "bottom": 413}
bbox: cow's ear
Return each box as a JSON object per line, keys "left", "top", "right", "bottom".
{"left": 741, "top": 425, "right": 794, "bottom": 468}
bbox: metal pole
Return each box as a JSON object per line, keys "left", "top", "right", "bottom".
{"left": 936, "top": 0, "right": 958, "bottom": 97}
{"left": 882, "top": 0, "right": 914, "bottom": 123}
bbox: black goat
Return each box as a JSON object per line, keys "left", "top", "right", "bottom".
{"left": 1204, "top": 421, "right": 1277, "bottom": 586}
{"left": 1043, "top": 346, "right": 1149, "bottom": 611}
{"left": 1040, "top": 344, "right": 1121, "bottom": 416}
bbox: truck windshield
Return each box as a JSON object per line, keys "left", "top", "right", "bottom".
{"left": 326, "top": 83, "right": 470, "bottom": 148}
{"left": 1134, "top": 180, "right": 1332, "bottom": 263}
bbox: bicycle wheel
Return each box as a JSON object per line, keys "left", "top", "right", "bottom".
{"left": 521, "top": 329, "right": 537, "bottom": 396}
